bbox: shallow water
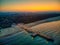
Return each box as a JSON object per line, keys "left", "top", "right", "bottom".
{"left": 0, "top": 30, "right": 54, "bottom": 45}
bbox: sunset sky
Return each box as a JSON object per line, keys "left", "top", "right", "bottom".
{"left": 0, "top": 0, "right": 60, "bottom": 12}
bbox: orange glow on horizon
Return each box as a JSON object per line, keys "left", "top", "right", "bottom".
{"left": 0, "top": 2, "right": 60, "bottom": 12}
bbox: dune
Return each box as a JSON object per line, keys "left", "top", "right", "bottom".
{"left": 30, "top": 21, "right": 60, "bottom": 43}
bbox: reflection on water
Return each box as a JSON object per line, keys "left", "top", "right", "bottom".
{"left": 0, "top": 29, "right": 53, "bottom": 45}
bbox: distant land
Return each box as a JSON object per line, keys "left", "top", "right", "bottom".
{"left": 0, "top": 11, "right": 60, "bottom": 29}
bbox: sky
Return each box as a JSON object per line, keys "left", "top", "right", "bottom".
{"left": 0, "top": 0, "right": 60, "bottom": 12}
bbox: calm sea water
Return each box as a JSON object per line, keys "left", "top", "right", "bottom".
{"left": 0, "top": 30, "right": 53, "bottom": 45}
